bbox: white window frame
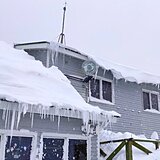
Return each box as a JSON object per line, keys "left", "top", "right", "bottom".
{"left": 142, "top": 89, "right": 160, "bottom": 111}
{"left": 0, "top": 129, "right": 37, "bottom": 160}
{"left": 0, "top": 134, "right": 4, "bottom": 160}
{"left": 40, "top": 133, "right": 91, "bottom": 160}
{"left": 89, "top": 77, "right": 115, "bottom": 104}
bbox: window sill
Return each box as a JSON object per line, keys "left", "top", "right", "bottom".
{"left": 144, "top": 109, "right": 160, "bottom": 114}
{"left": 89, "top": 96, "right": 115, "bottom": 105}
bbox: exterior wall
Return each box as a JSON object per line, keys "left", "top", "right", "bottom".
{"left": 0, "top": 102, "right": 98, "bottom": 160}
{"left": 141, "top": 83, "right": 160, "bottom": 137}
{"left": 48, "top": 51, "right": 160, "bottom": 138}
{"left": 23, "top": 47, "right": 160, "bottom": 138}
{"left": 110, "top": 80, "right": 143, "bottom": 135}
{"left": 91, "top": 135, "right": 99, "bottom": 160}
{"left": 25, "top": 49, "right": 48, "bottom": 67}
{"left": 55, "top": 53, "right": 85, "bottom": 78}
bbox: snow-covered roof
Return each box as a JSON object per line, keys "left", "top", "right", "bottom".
{"left": 0, "top": 41, "right": 120, "bottom": 126}
{"left": 15, "top": 41, "right": 160, "bottom": 85}
{"left": 51, "top": 42, "right": 160, "bottom": 85}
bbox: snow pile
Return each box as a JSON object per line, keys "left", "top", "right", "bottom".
{"left": 100, "top": 130, "right": 160, "bottom": 160}
{"left": 53, "top": 42, "right": 160, "bottom": 85}
{"left": 0, "top": 41, "right": 120, "bottom": 126}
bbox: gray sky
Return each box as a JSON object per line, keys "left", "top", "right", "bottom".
{"left": 1, "top": 0, "right": 160, "bottom": 75}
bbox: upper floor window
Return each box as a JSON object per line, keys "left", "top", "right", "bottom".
{"left": 143, "top": 90, "right": 159, "bottom": 111}
{"left": 90, "top": 78, "right": 113, "bottom": 103}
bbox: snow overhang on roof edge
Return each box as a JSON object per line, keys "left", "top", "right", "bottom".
{"left": 15, "top": 41, "right": 160, "bottom": 85}
{"left": 1, "top": 41, "right": 120, "bottom": 128}
{"left": 0, "top": 100, "right": 120, "bottom": 129}
{"left": 49, "top": 42, "right": 160, "bottom": 85}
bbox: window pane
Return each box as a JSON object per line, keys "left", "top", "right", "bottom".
{"left": 143, "top": 92, "right": 150, "bottom": 110}
{"left": 5, "top": 136, "right": 32, "bottom": 160}
{"left": 151, "top": 94, "right": 159, "bottom": 110}
{"left": 102, "top": 80, "right": 112, "bottom": 102}
{"left": 43, "top": 138, "right": 64, "bottom": 160}
{"left": 90, "top": 79, "right": 100, "bottom": 99}
{"left": 69, "top": 139, "right": 87, "bottom": 160}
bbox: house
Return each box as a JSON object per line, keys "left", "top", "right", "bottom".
{"left": 15, "top": 41, "right": 160, "bottom": 138}
{"left": 0, "top": 41, "right": 119, "bottom": 160}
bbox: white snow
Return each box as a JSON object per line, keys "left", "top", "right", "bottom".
{"left": 151, "top": 132, "right": 159, "bottom": 140}
{"left": 100, "top": 130, "right": 160, "bottom": 160}
{"left": 53, "top": 42, "right": 160, "bottom": 85}
{"left": 89, "top": 96, "right": 115, "bottom": 105}
{"left": 144, "top": 109, "right": 160, "bottom": 114}
{"left": 0, "top": 41, "right": 120, "bottom": 127}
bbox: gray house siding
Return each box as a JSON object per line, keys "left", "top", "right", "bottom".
{"left": 0, "top": 106, "right": 98, "bottom": 160}
{"left": 91, "top": 136, "right": 99, "bottom": 160}
{"left": 141, "top": 83, "right": 160, "bottom": 136}
{"left": 20, "top": 47, "right": 160, "bottom": 138}
{"left": 111, "top": 80, "right": 143, "bottom": 135}
{"left": 47, "top": 51, "right": 160, "bottom": 138}
{"left": 24, "top": 49, "right": 48, "bottom": 67}
{"left": 55, "top": 53, "right": 85, "bottom": 78}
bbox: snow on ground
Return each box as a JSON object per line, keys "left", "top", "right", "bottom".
{"left": 53, "top": 42, "right": 160, "bottom": 85}
{"left": 0, "top": 41, "right": 120, "bottom": 125}
{"left": 100, "top": 130, "right": 160, "bottom": 160}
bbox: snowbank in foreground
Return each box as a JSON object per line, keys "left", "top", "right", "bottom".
{"left": 0, "top": 41, "right": 120, "bottom": 125}
{"left": 100, "top": 130, "right": 160, "bottom": 160}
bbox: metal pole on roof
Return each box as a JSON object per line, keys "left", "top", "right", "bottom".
{"left": 58, "top": 2, "right": 67, "bottom": 45}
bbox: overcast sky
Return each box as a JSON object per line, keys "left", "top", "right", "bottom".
{"left": 1, "top": 0, "right": 160, "bottom": 75}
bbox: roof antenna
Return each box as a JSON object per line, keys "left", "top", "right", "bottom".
{"left": 58, "top": 2, "right": 67, "bottom": 45}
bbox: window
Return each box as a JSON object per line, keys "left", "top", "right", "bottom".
{"left": 143, "top": 90, "right": 159, "bottom": 111}
{"left": 5, "top": 136, "right": 32, "bottom": 160}
{"left": 42, "top": 136, "right": 88, "bottom": 160}
{"left": 43, "top": 138, "right": 64, "bottom": 160}
{"left": 90, "top": 78, "right": 113, "bottom": 102}
{"left": 69, "top": 139, "right": 87, "bottom": 160}
{"left": 90, "top": 79, "right": 100, "bottom": 99}
{"left": 0, "top": 131, "right": 36, "bottom": 160}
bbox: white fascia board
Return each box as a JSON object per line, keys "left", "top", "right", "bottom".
{"left": 14, "top": 41, "right": 88, "bottom": 61}
{"left": 14, "top": 42, "right": 50, "bottom": 50}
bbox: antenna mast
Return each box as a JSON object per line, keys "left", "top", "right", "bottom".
{"left": 58, "top": 2, "right": 67, "bottom": 44}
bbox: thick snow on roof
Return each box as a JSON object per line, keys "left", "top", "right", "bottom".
{"left": 54, "top": 42, "right": 160, "bottom": 85}
{"left": 0, "top": 41, "right": 120, "bottom": 124}
{"left": 15, "top": 41, "right": 160, "bottom": 85}
{"left": 85, "top": 55, "right": 160, "bottom": 85}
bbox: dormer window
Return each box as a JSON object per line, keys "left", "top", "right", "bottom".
{"left": 143, "top": 90, "right": 159, "bottom": 111}
{"left": 90, "top": 78, "right": 113, "bottom": 103}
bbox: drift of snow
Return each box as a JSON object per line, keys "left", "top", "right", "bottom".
{"left": 52, "top": 42, "right": 160, "bottom": 85}
{"left": 100, "top": 130, "right": 160, "bottom": 160}
{"left": 151, "top": 132, "right": 159, "bottom": 140}
{"left": 0, "top": 41, "right": 120, "bottom": 128}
